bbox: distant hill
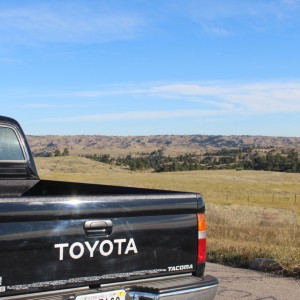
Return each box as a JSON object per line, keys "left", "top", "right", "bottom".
{"left": 27, "top": 134, "right": 300, "bottom": 157}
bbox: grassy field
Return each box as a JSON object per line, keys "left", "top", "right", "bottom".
{"left": 35, "top": 156, "right": 300, "bottom": 276}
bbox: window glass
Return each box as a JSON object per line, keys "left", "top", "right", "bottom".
{"left": 0, "top": 127, "right": 25, "bottom": 160}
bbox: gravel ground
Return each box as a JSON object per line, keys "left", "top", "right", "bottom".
{"left": 206, "top": 262, "right": 300, "bottom": 300}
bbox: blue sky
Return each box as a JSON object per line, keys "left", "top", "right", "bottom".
{"left": 1, "top": 0, "right": 300, "bottom": 136}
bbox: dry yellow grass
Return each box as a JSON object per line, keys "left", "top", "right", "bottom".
{"left": 206, "top": 204, "right": 300, "bottom": 276}
{"left": 35, "top": 156, "right": 300, "bottom": 276}
{"left": 35, "top": 156, "right": 131, "bottom": 174}
{"left": 36, "top": 157, "right": 300, "bottom": 212}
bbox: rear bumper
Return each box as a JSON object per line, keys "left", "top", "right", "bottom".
{"left": 1, "top": 275, "right": 218, "bottom": 300}
{"left": 126, "top": 275, "right": 218, "bottom": 300}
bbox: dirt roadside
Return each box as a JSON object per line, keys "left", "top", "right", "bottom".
{"left": 206, "top": 262, "right": 300, "bottom": 300}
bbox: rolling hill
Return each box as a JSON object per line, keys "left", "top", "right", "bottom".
{"left": 27, "top": 134, "right": 300, "bottom": 157}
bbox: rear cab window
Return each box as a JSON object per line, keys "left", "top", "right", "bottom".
{"left": 0, "top": 126, "right": 25, "bottom": 161}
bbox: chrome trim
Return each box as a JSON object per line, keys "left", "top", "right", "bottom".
{"left": 127, "top": 283, "right": 218, "bottom": 300}
{"left": 0, "top": 275, "right": 218, "bottom": 300}
{"left": 0, "top": 160, "right": 27, "bottom": 163}
{"left": 101, "top": 273, "right": 192, "bottom": 288}
{"left": 0, "top": 286, "right": 88, "bottom": 299}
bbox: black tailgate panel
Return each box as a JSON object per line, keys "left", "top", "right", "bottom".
{"left": 0, "top": 194, "right": 198, "bottom": 296}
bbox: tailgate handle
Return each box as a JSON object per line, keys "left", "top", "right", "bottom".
{"left": 84, "top": 220, "right": 113, "bottom": 236}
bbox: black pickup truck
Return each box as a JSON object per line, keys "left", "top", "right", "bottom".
{"left": 0, "top": 116, "right": 218, "bottom": 300}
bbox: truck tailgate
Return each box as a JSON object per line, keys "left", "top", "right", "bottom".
{"left": 0, "top": 194, "right": 199, "bottom": 297}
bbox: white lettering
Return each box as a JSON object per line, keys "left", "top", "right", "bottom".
{"left": 114, "top": 239, "right": 126, "bottom": 255}
{"left": 125, "top": 238, "right": 138, "bottom": 254}
{"left": 69, "top": 242, "right": 85, "bottom": 259}
{"left": 99, "top": 240, "right": 113, "bottom": 256}
{"left": 54, "top": 243, "right": 69, "bottom": 261}
{"left": 85, "top": 241, "right": 99, "bottom": 257}
{"left": 54, "top": 238, "right": 138, "bottom": 260}
{"left": 168, "top": 264, "right": 193, "bottom": 272}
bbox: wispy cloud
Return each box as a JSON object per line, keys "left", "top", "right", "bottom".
{"left": 72, "top": 88, "right": 145, "bottom": 97}
{"left": 182, "top": 0, "right": 300, "bottom": 35}
{"left": 44, "top": 109, "right": 222, "bottom": 123}
{"left": 148, "top": 81, "right": 300, "bottom": 113}
{"left": 20, "top": 103, "right": 92, "bottom": 109}
{"left": 0, "top": 57, "right": 20, "bottom": 63}
{"left": 0, "top": 3, "right": 144, "bottom": 44}
{"left": 37, "top": 79, "right": 300, "bottom": 124}
{"left": 282, "top": 0, "right": 299, "bottom": 6}
{"left": 1, "top": 1, "right": 298, "bottom": 45}
{"left": 201, "top": 23, "right": 233, "bottom": 37}
{"left": 62, "top": 80, "right": 300, "bottom": 114}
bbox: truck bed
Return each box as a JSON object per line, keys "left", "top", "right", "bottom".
{"left": 0, "top": 180, "right": 203, "bottom": 298}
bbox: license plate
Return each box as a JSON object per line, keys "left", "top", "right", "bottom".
{"left": 76, "top": 289, "right": 125, "bottom": 300}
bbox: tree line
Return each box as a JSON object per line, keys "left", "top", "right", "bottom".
{"left": 33, "top": 148, "right": 70, "bottom": 157}
{"left": 83, "top": 148, "right": 300, "bottom": 173}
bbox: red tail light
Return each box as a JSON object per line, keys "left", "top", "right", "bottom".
{"left": 197, "top": 213, "right": 207, "bottom": 263}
